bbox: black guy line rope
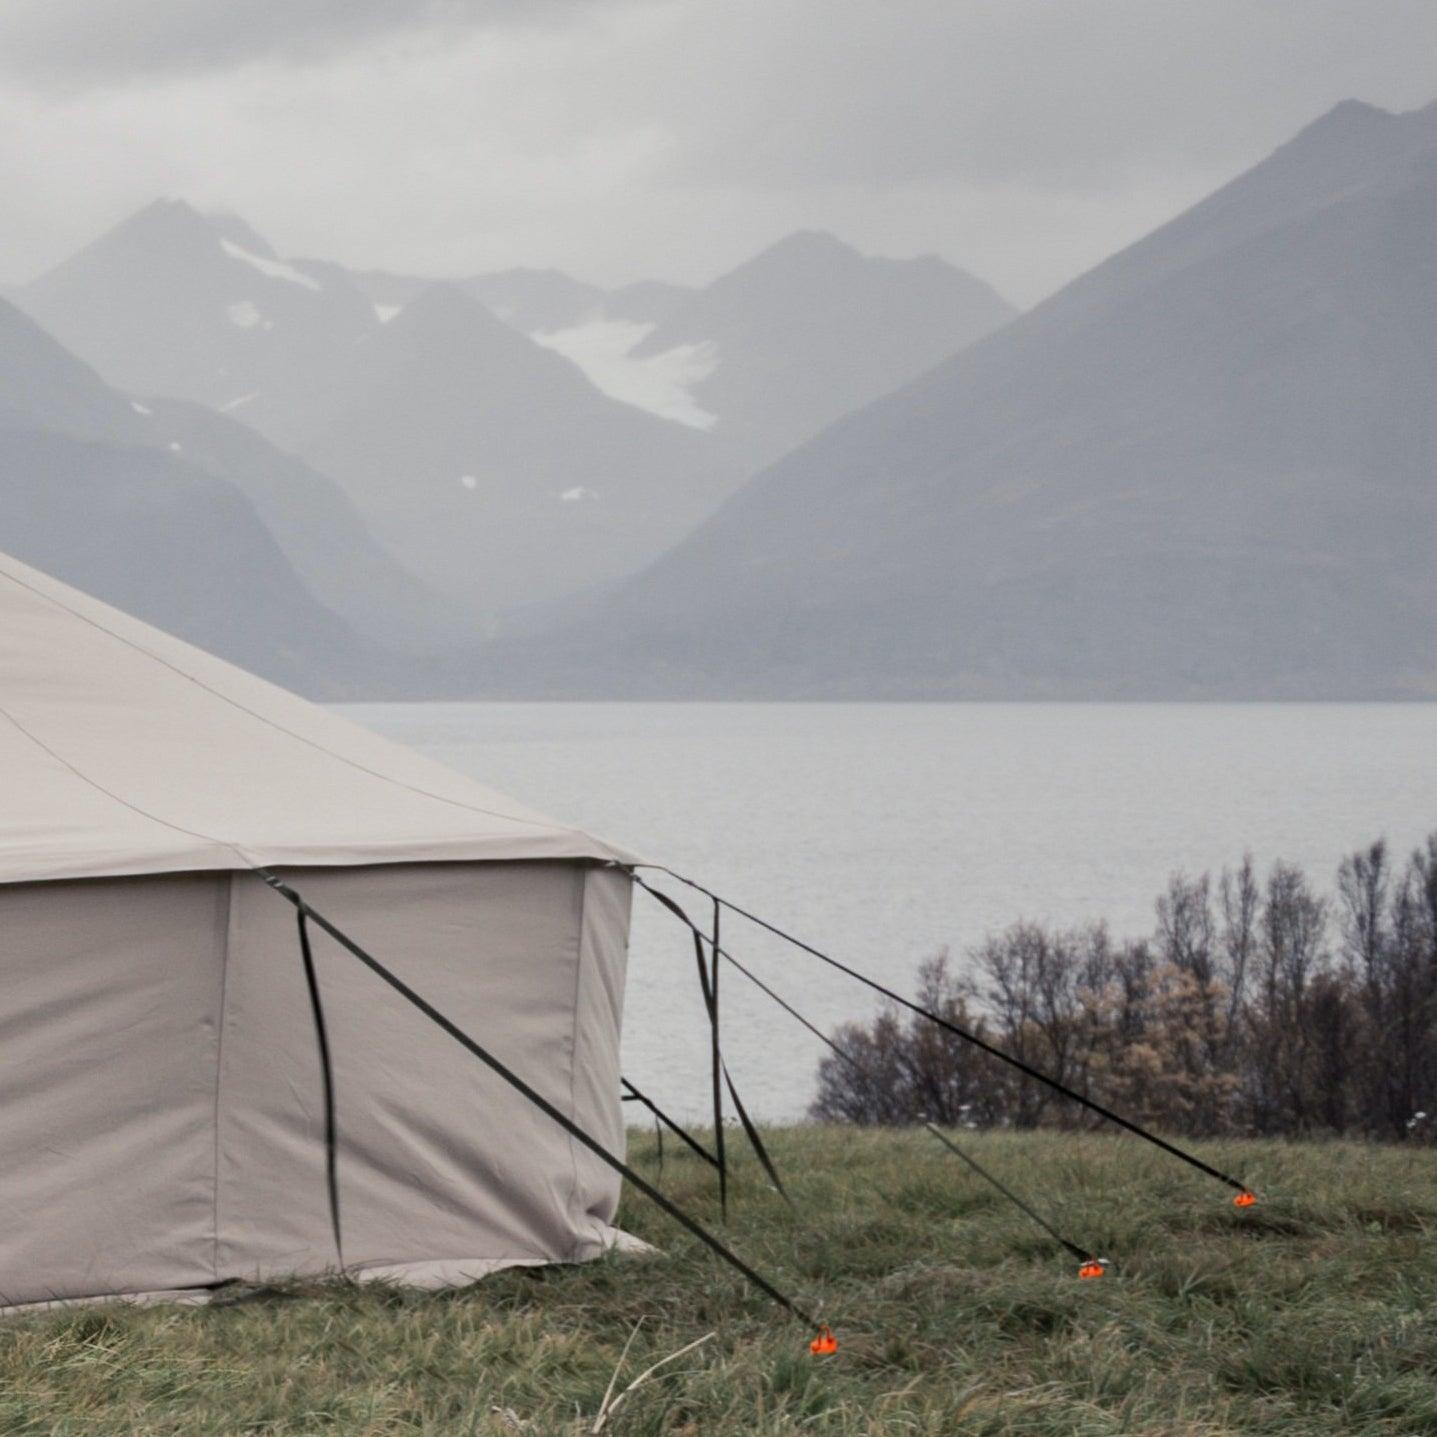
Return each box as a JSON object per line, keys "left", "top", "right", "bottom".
{"left": 296, "top": 909, "right": 344, "bottom": 1272}
{"left": 637, "top": 880, "right": 1099, "bottom": 1264}
{"left": 634, "top": 866, "right": 1251, "bottom": 1196}
{"left": 621, "top": 1078, "right": 721, "bottom": 1169}
{"left": 257, "top": 869, "right": 817, "bottom": 1329}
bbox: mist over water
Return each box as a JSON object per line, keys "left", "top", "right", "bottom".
{"left": 343, "top": 701, "right": 1437, "bottom": 1121}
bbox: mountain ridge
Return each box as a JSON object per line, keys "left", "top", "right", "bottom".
{"left": 626, "top": 229, "right": 1017, "bottom": 465}
{"left": 481, "top": 97, "right": 1437, "bottom": 700}
{"left": 0, "top": 294, "right": 456, "bottom": 695}
{"left": 250, "top": 279, "right": 747, "bottom": 613}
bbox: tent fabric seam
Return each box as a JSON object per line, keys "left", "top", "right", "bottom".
{"left": 211, "top": 874, "right": 236, "bottom": 1282}
{"left": 0, "top": 678, "right": 614, "bottom": 885}
{"left": 0, "top": 691, "right": 252, "bottom": 871}
{"left": 562, "top": 864, "right": 590, "bottom": 1258}
{"left": 0, "top": 560, "right": 591, "bottom": 843}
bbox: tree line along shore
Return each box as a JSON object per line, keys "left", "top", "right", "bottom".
{"left": 813, "top": 834, "right": 1437, "bottom": 1142}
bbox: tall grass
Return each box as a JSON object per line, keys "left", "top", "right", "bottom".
{"left": 2, "top": 1128, "right": 1434, "bottom": 1434}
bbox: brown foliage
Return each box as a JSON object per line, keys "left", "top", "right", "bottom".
{"left": 811, "top": 834, "right": 1437, "bottom": 1140}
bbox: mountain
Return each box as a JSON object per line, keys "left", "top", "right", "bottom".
{"left": 134, "top": 397, "right": 460, "bottom": 651}
{"left": 627, "top": 230, "right": 1017, "bottom": 465}
{"left": 304, "top": 261, "right": 699, "bottom": 341}
{"left": 604, "top": 279, "right": 697, "bottom": 327}
{"left": 492, "top": 98, "right": 1437, "bottom": 700}
{"left": 0, "top": 290, "right": 140, "bottom": 442}
{"left": 460, "top": 268, "right": 607, "bottom": 332}
{"left": 302, "top": 262, "right": 599, "bottom": 331}
{"left": 19, "top": 204, "right": 1007, "bottom": 465}
{"left": 16, "top": 201, "right": 740, "bottom": 617}
{"left": 308, "top": 259, "right": 697, "bottom": 333}
{"left": 282, "top": 237, "right": 1010, "bottom": 448}
{"left": 293, "top": 259, "right": 431, "bottom": 318}
{"left": 301, "top": 263, "right": 711, "bottom": 430}
{"left": 0, "top": 428, "right": 376, "bottom": 695}
{"left": 18, "top": 199, "right": 377, "bottom": 411}
{"left": 0, "top": 297, "right": 451, "bottom": 695}
{"left": 251, "top": 283, "right": 744, "bottom": 612}
{"left": 460, "top": 269, "right": 700, "bottom": 331}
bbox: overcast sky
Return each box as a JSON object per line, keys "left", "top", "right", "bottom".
{"left": 3, "top": 1, "right": 1434, "bottom": 306}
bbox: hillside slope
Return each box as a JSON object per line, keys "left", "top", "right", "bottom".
{"left": 0, "top": 298, "right": 441, "bottom": 694}
{"left": 19, "top": 199, "right": 377, "bottom": 412}
{"left": 495, "top": 99, "right": 1437, "bottom": 699}
{"left": 630, "top": 230, "right": 1017, "bottom": 466}
{"left": 254, "top": 283, "right": 744, "bottom": 611}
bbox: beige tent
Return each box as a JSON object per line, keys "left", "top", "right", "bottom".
{"left": 0, "top": 551, "right": 639, "bottom": 1312}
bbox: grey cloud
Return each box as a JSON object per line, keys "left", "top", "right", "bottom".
{"left": 0, "top": 0, "right": 607, "bottom": 86}
{"left": 1, "top": 0, "right": 1434, "bottom": 307}
{"left": 627, "top": 1, "right": 1437, "bottom": 191}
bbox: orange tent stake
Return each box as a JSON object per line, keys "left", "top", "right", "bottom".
{"left": 809, "top": 1324, "right": 838, "bottom": 1356}
{"left": 1078, "top": 1259, "right": 1109, "bottom": 1280}
{"left": 1232, "top": 1190, "right": 1257, "bottom": 1208}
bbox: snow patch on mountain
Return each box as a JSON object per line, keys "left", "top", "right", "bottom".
{"left": 533, "top": 317, "right": 718, "bottom": 430}
{"left": 219, "top": 238, "right": 322, "bottom": 291}
{"left": 226, "top": 300, "right": 263, "bottom": 328}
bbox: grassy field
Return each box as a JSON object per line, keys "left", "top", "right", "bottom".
{"left": 2, "top": 1127, "right": 1435, "bottom": 1435}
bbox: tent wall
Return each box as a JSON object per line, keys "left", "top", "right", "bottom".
{"left": 0, "top": 873, "right": 228, "bottom": 1306}
{"left": 217, "top": 861, "right": 633, "bottom": 1286}
{"left": 0, "top": 860, "right": 632, "bottom": 1308}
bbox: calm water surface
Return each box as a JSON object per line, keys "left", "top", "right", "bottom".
{"left": 341, "top": 703, "right": 1436, "bottom": 1120}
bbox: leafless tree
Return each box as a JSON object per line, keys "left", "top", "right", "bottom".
{"left": 811, "top": 833, "right": 1437, "bottom": 1142}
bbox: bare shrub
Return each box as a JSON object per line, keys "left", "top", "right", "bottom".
{"left": 809, "top": 832, "right": 1437, "bottom": 1140}
{"left": 809, "top": 954, "right": 996, "bottom": 1126}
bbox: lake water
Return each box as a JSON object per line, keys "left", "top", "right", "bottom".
{"left": 341, "top": 703, "right": 1436, "bottom": 1121}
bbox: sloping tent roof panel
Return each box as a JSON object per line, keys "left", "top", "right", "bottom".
{"left": 0, "top": 553, "right": 634, "bottom": 885}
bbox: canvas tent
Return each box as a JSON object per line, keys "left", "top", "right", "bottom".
{"left": 0, "top": 550, "right": 639, "bottom": 1312}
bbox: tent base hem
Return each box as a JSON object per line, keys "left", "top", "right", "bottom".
{"left": 0, "top": 1228, "right": 652, "bottom": 1318}
{"left": 340, "top": 1228, "right": 652, "bottom": 1290}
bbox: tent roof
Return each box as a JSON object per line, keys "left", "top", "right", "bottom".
{"left": 0, "top": 552, "right": 633, "bottom": 885}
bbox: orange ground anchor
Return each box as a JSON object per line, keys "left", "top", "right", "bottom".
{"left": 1232, "top": 1190, "right": 1257, "bottom": 1209}
{"left": 809, "top": 1324, "right": 838, "bottom": 1356}
{"left": 1078, "top": 1259, "right": 1109, "bottom": 1280}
